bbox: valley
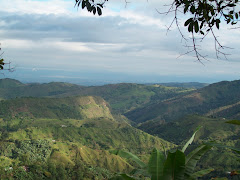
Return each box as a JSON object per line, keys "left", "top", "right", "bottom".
{"left": 0, "top": 78, "right": 240, "bottom": 179}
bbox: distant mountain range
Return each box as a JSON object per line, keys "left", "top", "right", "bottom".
{"left": 0, "top": 78, "right": 194, "bottom": 113}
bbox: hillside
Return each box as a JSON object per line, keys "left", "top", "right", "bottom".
{"left": 0, "top": 96, "right": 175, "bottom": 179}
{"left": 0, "top": 78, "right": 24, "bottom": 88}
{"left": 157, "top": 82, "right": 209, "bottom": 89}
{"left": 0, "top": 96, "right": 113, "bottom": 120}
{"left": 138, "top": 114, "right": 240, "bottom": 178}
{"left": 0, "top": 78, "right": 194, "bottom": 113}
{"left": 126, "top": 80, "right": 240, "bottom": 123}
{"left": 138, "top": 114, "right": 240, "bottom": 143}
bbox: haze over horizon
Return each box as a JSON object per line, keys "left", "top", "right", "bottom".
{"left": 0, "top": 0, "right": 240, "bottom": 84}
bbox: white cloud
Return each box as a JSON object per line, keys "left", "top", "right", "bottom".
{"left": 0, "top": 0, "right": 73, "bottom": 15}
{"left": 0, "top": 0, "right": 239, "bottom": 83}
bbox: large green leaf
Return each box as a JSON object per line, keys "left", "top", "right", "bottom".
{"left": 148, "top": 148, "right": 165, "bottom": 180}
{"left": 110, "top": 174, "right": 136, "bottom": 180}
{"left": 130, "top": 168, "right": 149, "bottom": 177}
{"left": 225, "top": 120, "right": 240, "bottom": 126}
{"left": 162, "top": 150, "right": 185, "bottom": 180}
{"left": 190, "top": 168, "right": 214, "bottom": 179}
{"left": 110, "top": 150, "right": 146, "bottom": 169}
{"left": 182, "top": 126, "right": 202, "bottom": 153}
{"left": 205, "top": 142, "right": 240, "bottom": 153}
{"left": 185, "top": 144, "right": 212, "bottom": 177}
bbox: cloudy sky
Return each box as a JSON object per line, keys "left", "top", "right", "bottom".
{"left": 0, "top": 0, "right": 240, "bottom": 84}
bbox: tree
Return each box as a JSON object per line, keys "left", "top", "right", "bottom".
{"left": 75, "top": 0, "right": 240, "bottom": 61}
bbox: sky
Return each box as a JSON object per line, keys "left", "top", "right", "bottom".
{"left": 0, "top": 0, "right": 240, "bottom": 85}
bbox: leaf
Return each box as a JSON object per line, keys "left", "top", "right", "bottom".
{"left": 235, "top": 12, "right": 239, "bottom": 19}
{"left": 200, "top": 21, "right": 204, "bottom": 29}
{"left": 110, "top": 150, "right": 146, "bottom": 169}
{"left": 227, "top": 3, "right": 236, "bottom": 7}
{"left": 194, "top": 21, "right": 199, "bottom": 33}
{"left": 130, "top": 168, "right": 149, "bottom": 177}
{"left": 93, "top": 7, "right": 96, "bottom": 15}
{"left": 97, "top": 6, "right": 102, "bottom": 16}
{"left": 81, "top": 0, "right": 86, "bottom": 9}
{"left": 110, "top": 174, "right": 135, "bottom": 180}
{"left": 184, "top": 18, "right": 193, "bottom": 26}
{"left": 225, "top": 120, "right": 240, "bottom": 126}
{"left": 188, "top": 22, "right": 193, "bottom": 32}
{"left": 162, "top": 150, "right": 185, "bottom": 180}
{"left": 190, "top": 168, "right": 214, "bottom": 179}
{"left": 184, "top": 5, "right": 189, "bottom": 14}
{"left": 148, "top": 148, "right": 165, "bottom": 180}
{"left": 216, "top": 19, "right": 220, "bottom": 29}
{"left": 205, "top": 142, "right": 240, "bottom": 154}
{"left": 190, "top": 5, "right": 195, "bottom": 14}
{"left": 185, "top": 144, "right": 212, "bottom": 177}
{"left": 182, "top": 126, "right": 202, "bottom": 152}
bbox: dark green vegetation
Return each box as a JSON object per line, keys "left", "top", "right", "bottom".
{"left": 0, "top": 78, "right": 193, "bottom": 113}
{"left": 126, "top": 80, "right": 240, "bottom": 123}
{"left": 156, "top": 82, "right": 208, "bottom": 89}
{"left": 1, "top": 78, "right": 240, "bottom": 179}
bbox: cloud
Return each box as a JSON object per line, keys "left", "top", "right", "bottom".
{"left": 0, "top": 0, "right": 239, "bottom": 83}
{"left": 0, "top": 0, "right": 73, "bottom": 15}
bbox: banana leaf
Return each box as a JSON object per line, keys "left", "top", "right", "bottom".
{"left": 162, "top": 150, "right": 185, "bottom": 180}
{"left": 148, "top": 148, "right": 165, "bottom": 180}
{"left": 182, "top": 126, "right": 202, "bottom": 153}
{"left": 185, "top": 144, "right": 212, "bottom": 177}
{"left": 110, "top": 150, "right": 146, "bottom": 169}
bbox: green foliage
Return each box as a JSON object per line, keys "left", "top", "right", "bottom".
{"left": 112, "top": 128, "right": 213, "bottom": 180}
{"left": 14, "top": 140, "right": 52, "bottom": 163}
{"left": 138, "top": 114, "right": 240, "bottom": 178}
{"left": 182, "top": 126, "right": 202, "bottom": 153}
{"left": 226, "top": 120, "right": 240, "bottom": 126}
{"left": 110, "top": 150, "right": 146, "bottom": 169}
{"left": 178, "top": 0, "right": 240, "bottom": 34}
{"left": 75, "top": 0, "right": 106, "bottom": 16}
{"left": 148, "top": 148, "right": 165, "bottom": 180}
{"left": 74, "top": 0, "right": 240, "bottom": 36}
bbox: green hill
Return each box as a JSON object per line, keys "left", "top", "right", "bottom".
{"left": 0, "top": 78, "right": 194, "bottom": 113}
{"left": 0, "top": 96, "right": 175, "bottom": 179}
{"left": 0, "top": 96, "right": 113, "bottom": 120}
{"left": 0, "top": 78, "right": 24, "bottom": 88}
{"left": 138, "top": 114, "right": 240, "bottom": 143}
{"left": 126, "top": 79, "right": 240, "bottom": 123}
{"left": 158, "top": 82, "right": 209, "bottom": 89}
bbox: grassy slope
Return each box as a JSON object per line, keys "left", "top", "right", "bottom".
{"left": 0, "top": 96, "right": 175, "bottom": 177}
{"left": 0, "top": 96, "right": 113, "bottom": 120}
